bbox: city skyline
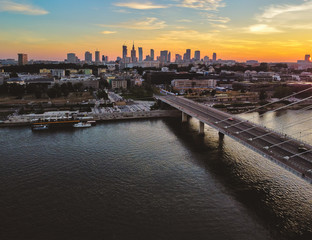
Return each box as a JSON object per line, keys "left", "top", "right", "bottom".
{"left": 1, "top": 0, "right": 312, "bottom": 61}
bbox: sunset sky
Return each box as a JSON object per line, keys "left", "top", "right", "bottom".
{"left": 0, "top": 0, "right": 312, "bottom": 62}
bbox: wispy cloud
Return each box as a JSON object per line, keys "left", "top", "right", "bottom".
{"left": 114, "top": 1, "right": 168, "bottom": 10}
{"left": 247, "top": 1, "right": 312, "bottom": 34}
{"left": 157, "top": 30, "right": 215, "bottom": 42}
{"left": 99, "top": 17, "right": 167, "bottom": 30}
{"left": 101, "top": 31, "right": 117, "bottom": 35}
{"left": 0, "top": 0, "right": 48, "bottom": 15}
{"left": 247, "top": 24, "right": 282, "bottom": 34}
{"left": 178, "top": 0, "right": 225, "bottom": 11}
{"left": 257, "top": 1, "right": 312, "bottom": 23}
{"left": 177, "top": 19, "right": 192, "bottom": 23}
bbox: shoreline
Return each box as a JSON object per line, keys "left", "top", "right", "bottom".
{"left": 0, "top": 110, "right": 181, "bottom": 128}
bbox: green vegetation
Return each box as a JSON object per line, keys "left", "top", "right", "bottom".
{"left": 121, "top": 84, "right": 157, "bottom": 100}
{"left": 0, "top": 81, "right": 91, "bottom": 99}
{"left": 213, "top": 104, "right": 227, "bottom": 109}
{"left": 97, "top": 90, "right": 108, "bottom": 100}
{"left": 273, "top": 86, "right": 293, "bottom": 99}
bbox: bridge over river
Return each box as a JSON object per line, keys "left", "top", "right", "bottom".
{"left": 156, "top": 95, "right": 312, "bottom": 184}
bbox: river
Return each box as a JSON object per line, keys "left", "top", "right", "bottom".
{"left": 0, "top": 110, "right": 311, "bottom": 240}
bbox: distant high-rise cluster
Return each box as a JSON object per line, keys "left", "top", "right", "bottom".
{"left": 61, "top": 43, "right": 218, "bottom": 67}
{"left": 120, "top": 43, "right": 218, "bottom": 67}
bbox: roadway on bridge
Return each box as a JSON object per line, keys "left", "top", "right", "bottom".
{"left": 158, "top": 95, "right": 312, "bottom": 182}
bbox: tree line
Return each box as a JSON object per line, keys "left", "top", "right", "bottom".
{"left": 0, "top": 82, "right": 89, "bottom": 99}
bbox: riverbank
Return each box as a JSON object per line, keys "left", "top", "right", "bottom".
{"left": 0, "top": 110, "right": 181, "bottom": 128}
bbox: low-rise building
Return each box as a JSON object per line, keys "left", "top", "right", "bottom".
{"left": 111, "top": 79, "right": 127, "bottom": 89}
{"left": 171, "top": 79, "right": 217, "bottom": 90}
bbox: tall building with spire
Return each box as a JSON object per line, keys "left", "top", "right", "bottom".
{"left": 131, "top": 43, "right": 137, "bottom": 63}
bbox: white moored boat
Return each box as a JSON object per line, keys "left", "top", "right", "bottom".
{"left": 73, "top": 122, "right": 92, "bottom": 128}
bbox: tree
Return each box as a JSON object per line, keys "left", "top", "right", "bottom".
{"left": 73, "top": 82, "right": 83, "bottom": 92}
{"left": 0, "top": 82, "right": 9, "bottom": 95}
{"left": 61, "top": 83, "right": 70, "bottom": 97}
{"left": 34, "top": 88, "right": 42, "bottom": 99}
{"left": 9, "top": 71, "right": 18, "bottom": 78}
{"left": 99, "top": 79, "right": 109, "bottom": 89}
{"left": 9, "top": 83, "right": 25, "bottom": 97}
{"left": 259, "top": 90, "right": 267, "bottom": 101}
{"left": 97, "top": 90, "right": 108, "bottom": 100}
{"left": 273, "top": 86, "right": 292, "bottom": 99}
{"left": 47, "top": 88, "right": 57, "bottom": 98}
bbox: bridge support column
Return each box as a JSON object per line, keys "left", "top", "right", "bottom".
{"left": 199, "top": 121, "right": 205, "bottom": 134}
{"left": 219, "top": 132, "right": 224, "bottom": 139}
{"left": 182, "top": 112, "right": 188, "bottom": 122}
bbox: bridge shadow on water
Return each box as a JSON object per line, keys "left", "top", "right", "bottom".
{"left": 162, "top": 117, "right": 312, "bottom": 240}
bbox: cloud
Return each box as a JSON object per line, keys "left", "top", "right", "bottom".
{"left": 201, "top": 13, "right": 230, "bottom": 23}
{"left": 0, "top": 0, "right": 48, "bottom": 15}
{"left": 247, "top": 1, "right": 312, "bottom": 34}
{"left": 178, "top": 0, "right": 225, "bottom": 11}
{"left": 177, "top": 19, "right": 192, "bottom": 23}
{"left": 157, "top": 30, "right": 215, "bottom": 42}
{"left": 101, "top": 31, "right": 117, "bottom": 34}
{"left": 257, "top": 1, "right": 312, "bottom": 23}
{"left": 99, "top": 17, "right": 167, "bottom": 30}
{"left": 114, "top": 1, "right": 168, "bottom": 10}
{"left": 247, "top": 24, "right": 283, "bottom": 34}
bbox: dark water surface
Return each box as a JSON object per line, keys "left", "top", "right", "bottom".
{"left": 0, "top": 112, "right": 312, "bottom": 240}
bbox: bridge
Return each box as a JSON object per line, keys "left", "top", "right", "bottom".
{"left": 156, "top": 94, "right": 312, "bottom": 184}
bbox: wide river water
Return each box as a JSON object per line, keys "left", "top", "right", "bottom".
{"left": 0, "top": 110, "right": 312, "bottom": 240}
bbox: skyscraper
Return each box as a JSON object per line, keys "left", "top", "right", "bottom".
{"left": 18, "top": 53, "right": 28, "bottom": 65}
{"left": 150, "top": 49, "right": 154, "bottom": 61}
{"left": 67, "top": 53, "right": 77, "bottom": 63}
{"left": 305, "top": 54, "right": 311, "bottom": 62}
{"left": 175, "top": 54, "right": 182, "bottom": 62}
{"left": 85, "top": 51, "right": 92, "bottom": 62}
{"left": 186, "top": 49, "right": 191, "bottom": 61}
{"left": 138, "top": 47, "right": 143, "bottom": 62}
{"left": 122, "top": 45, "right": 127, "bottom": 60}
{"left": 131, "top": 43, "right": 137, "bottom": 63}
{"left": 160, "top": 50, "right": 168, "bottom": 63}
{"left": 213, "top": 52, "right": 217, "bottom": 62}
{"left": 195, "top": 51, "right": 200, "bottom": 61}
{"left": 168, "top": 52, "right": 171, "bottom": 63}
{"left": 95, "top": 51, "right": 100, "bottom": 63}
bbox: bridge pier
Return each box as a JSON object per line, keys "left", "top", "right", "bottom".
{"left": 182, "top": 112, "right": 188, "bottom": 122}
{"left": 199, "top": 121, "right": 205, "bottom": 134}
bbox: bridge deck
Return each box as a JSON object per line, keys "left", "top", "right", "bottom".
{"left": 157, "top": 95, "right": 312, "bottom": 183}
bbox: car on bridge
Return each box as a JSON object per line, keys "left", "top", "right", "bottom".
{"left": 298, "top": 144, "right": 308, "bottom": 153}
